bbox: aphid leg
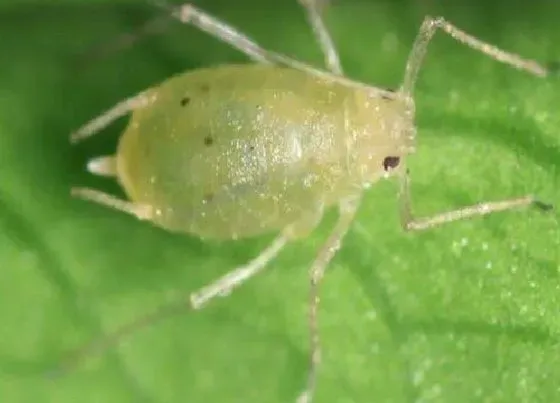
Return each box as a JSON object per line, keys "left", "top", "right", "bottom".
{"left": 54, "top": 213, "right": 322, "bottom": 374}
{"left": 76, "top": 14, "right": 172, "bottom": 68}
{"left": 152, "top": 2, "right": 395, "bottom": 98}
{"left": 87, "top": 155, "right": 117, "bottom": 177}
{"left": 190, "top": 207, "right": 325, "bottom": 309}
{"left": 70, "top": 91, "right": 154, "bottom": 144}
{"left": 297, "top": 0, "right": 342, "bottom": 74}
{"left": 162, "top": 2, "right": 365, "bottom": 88}
{"left": 397, "top": 170, "right": 552, "bottom": 231}
{"left": 297, "top": 196, "right": 361, "bottom": 403}
{"left": 71, "top": 187, "right": 153, "bottom": 221}
{"left": 159, "top": 2, "right": 272, "bottom": 63}
{"left": 190, "top": 234, "right": 288, "bottom": 309}
{"left": 401, "top": 16, "right": 548, "bottom": 96}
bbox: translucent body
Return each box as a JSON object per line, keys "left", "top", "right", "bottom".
{"left": 117, "top": 64, "right": 414, "bottom": 240}
{"left": 68, "top": 5, "right": 550, "bottom": 403}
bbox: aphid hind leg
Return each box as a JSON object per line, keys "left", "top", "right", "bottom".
{"left": 190, "top": 208, "right": 325, "bottom": 309}
{"left": 401, "top": 16, "right": 548, "bottom": 95}
{"left": 298, "top": 0, "right": 342, "bottom": 74}
{"left": 162, "top": 3, "right": 273, "bottom": 63}
{"left": 71, "top": 187, "right": 154, "bottom": 221}
{"left": 54, "top": 211, "right": 323, "bottom": 374}
{"left": 297, "top": 196, "right": 361, "bottom": 403}
{"left": 70, "top": 91, "right": 153, "bottom": 144}
{"left": 397, "top": 170, "right": 552, "bottom": 231}
{"left": 189, "top": 234, "right": 288, "bottom": 309}
{"left": 76, "top": 14, "right": 171, "bottom": 68}
{"left": 163, "top": 2, "right": 350, "bottom": 81}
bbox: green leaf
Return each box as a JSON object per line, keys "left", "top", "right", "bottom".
{"left": 1, "top": 1, "right": 558, "bottom": 402}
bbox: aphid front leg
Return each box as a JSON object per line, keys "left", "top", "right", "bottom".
{"left": 297, "top": 196, "right": 361, "bottom": 403}
{"left": 401, "top": 16, "right": 548, "bottom": 95}
{"left": 71, "top": 188, "right": 154, "bottom": 221}
{"left": 298, "top": 0, "right": 342, "bottom": 74}
{"left": 397, "top": 170, "right": 552, "bottom": 232}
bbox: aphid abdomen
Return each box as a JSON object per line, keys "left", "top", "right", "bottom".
{"left": 116, "top": 64, "right": 368, "bottom": 239}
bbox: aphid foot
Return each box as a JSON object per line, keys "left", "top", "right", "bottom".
{"left": 533, "top": 199, "right": 554, "bottom": 212}
{"left": 546, "top": 61, "right": 560, "bottom": 75}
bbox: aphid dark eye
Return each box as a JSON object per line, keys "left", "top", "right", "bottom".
{"left": 382, "top": 156, "right": 400, "bottom": 171}
{"left": 204, "top": 135, "right": 214, "bottom": 146}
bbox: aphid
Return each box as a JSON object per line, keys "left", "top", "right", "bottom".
{"left": 68, "top": 1, "right": 552, "bottom": 402}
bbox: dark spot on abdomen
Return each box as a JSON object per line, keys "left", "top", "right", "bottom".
{"left": 204, "top": 136, "right": 214, "bottom": 146}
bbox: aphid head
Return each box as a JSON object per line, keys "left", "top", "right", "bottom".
{"left": 351, "top": 88, "right": 417, "bottom": 185}
{"left": 369, "top": 88, "right": 417, "bottom": 157}
{"left": 390, "top": 92, "right": 417, "bottom": 157}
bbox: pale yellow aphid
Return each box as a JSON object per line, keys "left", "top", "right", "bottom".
{"left": 68, "top": 1, "right": 551, "bottom": 402}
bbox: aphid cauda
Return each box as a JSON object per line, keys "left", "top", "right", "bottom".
{"left": 67, "top": 1, "right": 553, "bottom": 402}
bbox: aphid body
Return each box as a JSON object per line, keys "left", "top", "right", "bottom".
{"left": 68, "top": 2, "right": 551, "bottom": 403}
{"left": 117, "top": 64, "right": 413, "bottom": 240}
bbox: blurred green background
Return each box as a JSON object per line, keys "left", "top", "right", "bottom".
{"left": 0, "top": 0, "right": 558, "bottom": 402}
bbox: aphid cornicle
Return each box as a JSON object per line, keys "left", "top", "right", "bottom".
{"left": 68, "top": 1, "right": 552, "bottom": 402}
